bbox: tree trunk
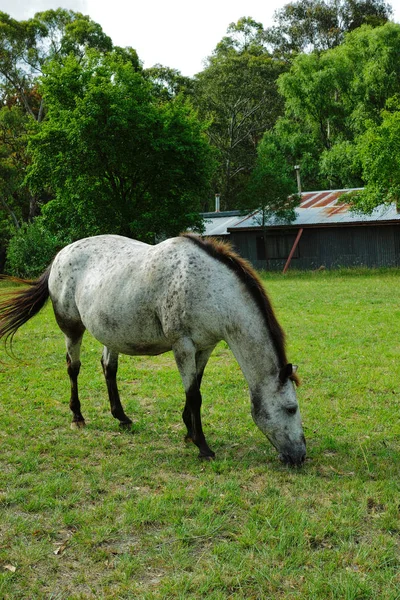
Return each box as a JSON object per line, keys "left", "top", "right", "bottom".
{"left": 29, "top": 194, "right": 39, "bottom": 220}
{"left": 1, "top": 196, "right": 20, "bottom": 228}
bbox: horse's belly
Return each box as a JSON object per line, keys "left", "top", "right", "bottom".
{"left": 83, "top": 310, "right": 172, "bottom": 356}
{"left": 121, "top": 341, "right": 172, "bottom": 356}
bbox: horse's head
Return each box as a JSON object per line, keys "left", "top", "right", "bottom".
{"left": 250, "top": 364, "right": 306, "bottom": 467}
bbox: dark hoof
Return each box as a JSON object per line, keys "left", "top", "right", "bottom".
{"left": 119, "top": 420, "right": 132, "bottom": 430}
{"left": 71, "top": 420, "right": 86, "bottom": 430}
{"left": 198, "top": 452, "right": 216, "bottom": 461}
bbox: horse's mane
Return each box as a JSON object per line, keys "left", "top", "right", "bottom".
{"left": 182, "top": 234, "right": 298, "bottom": 384}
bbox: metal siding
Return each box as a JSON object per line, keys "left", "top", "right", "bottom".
{"left": 231, "top": 226, "right": 400, "bottom": 270}
{"left": 205, "top": 189, "right": 400, "bottom": 270}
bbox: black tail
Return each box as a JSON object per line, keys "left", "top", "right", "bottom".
{"left": 0, "top": 267, "right": 51, "bottom": 346}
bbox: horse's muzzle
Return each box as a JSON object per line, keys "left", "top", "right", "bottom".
{"left": 279, "top": 452, "right": 306, "bottom": 467}
{"left": 279, "top": 440, "right": 306, "bottom": 467}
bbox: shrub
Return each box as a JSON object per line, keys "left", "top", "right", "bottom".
{"left": 5, "top": 218, "right": 62, "bottom": 278}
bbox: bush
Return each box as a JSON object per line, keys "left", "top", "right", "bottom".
{"left": 5, "top": 218, "right": 62, "bottom": 278}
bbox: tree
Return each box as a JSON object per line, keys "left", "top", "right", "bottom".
{"left": 278, "top": 51, "right": 349, "bottom": 151}
{"left": 0, "top": 9, "right": 115, "bottom": 255}
{"left": 262, "top": 116, "right": 326, "bottom": 192}
{"left": 0, "top": 105, "right": 38, "bottom": 270}
{"left": 245, "top": 132, "right": 300, "bottom": 216}
{"left": 273, "top": 22, "right": 400, "bottom": 193}
{"left": 215, "top": 17, "right": 267, "bottom": 55}
{"left": 320, "top": 140, "right": 363, "bottom": 188}
{"left": 194, "top": 18, "right": 287, "bottom": 209}
{"left": 0, "top": 9, "right": 113, "bottom": 122}
{"left": 265, "top": 0, "right": 392, "bottom": 57}
{"left": 144, "top": 65, "right": 193, "bottom": 102}
{"left": 352, "top": 98, "right": 400, "bottom": 211}
{"left": 0, "top": 106, "right": 33, "bottom": 227}
{"left": 26, "top": 52, "right": 214, "bottom": 243}
{"left": 242, "top": 132, "right": 300, "bottom": 267}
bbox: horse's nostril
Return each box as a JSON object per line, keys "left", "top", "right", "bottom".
{"left": 279, "top": 451, "right": 306, "bottom": 467}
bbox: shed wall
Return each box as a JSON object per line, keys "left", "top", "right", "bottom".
{"left": 230, "top": 225, "right": 400, "bottom": 270}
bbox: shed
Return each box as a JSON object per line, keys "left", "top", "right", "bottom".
{"left": 203, "top": 189, "right": 400, "bottom": 270}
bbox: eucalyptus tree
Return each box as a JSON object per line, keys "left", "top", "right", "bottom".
{"left": 144, "top": 65, "right": 194, "bottom": 101}
{"left": 265, "top": 0, "right": 392, "bottom": 58}
{"left": 270, "top": 21, "right": 400, "bottom": 206}
{"left": 193, "top": 18, "right": 287, "bottom": 209}
{"left": 0, "top": 9, "right": 113, "bottom": 122}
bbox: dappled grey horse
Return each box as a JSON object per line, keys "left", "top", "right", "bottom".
{"left": 0, "top": 234, "right": 306, "bottom": 465}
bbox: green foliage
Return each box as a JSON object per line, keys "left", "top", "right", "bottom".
{"left": 0, "top": 106, "right": 38, "bottom": 227}
{"left": 27, "top": 52, "right": 213, "bottom": 242}
{"left": 144, "top": 65, "right": 194, "bottom": 101}
{"left": 194, "top": 23, "right": 287, "bottom": 209}
{"left": 0, "top": 9, "right": 113, "bottom": 120}
{"left": 329, "top": 21, "right": 400, "bottom": 132}
{"left": 215, "top": 17, "right": 267, "bottom": 56}
{"left": 265, "top": 0, "right": 392, "bottom": 57}
{"left": 273, "top": 21, "right": 400, "bottom": 201}
{"left": 3, "top": 5, "right": 400, "bottom": 266}
{"left": 320, "top": 140, "right": 364, "bottom": 188}
{"left": 279, "top": 50, "right": 348, "bottom": 149}
{"left": 353, "top": 99, "right": 400, "bottom": 211}
{"left": 243, "top": 132, "right": 299, "bottom": 222}
{"left": 0, "top": 9, "right": 116, "bottom": 255}
{"left": 5, "top": 218, "right": 62, "bottom": 277}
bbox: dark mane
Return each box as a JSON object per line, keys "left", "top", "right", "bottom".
{"left": 182, "top": 234, "right": 298, "bottom": 383}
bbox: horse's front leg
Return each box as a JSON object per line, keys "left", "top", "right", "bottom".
{"left": 182, "top": 347, "right": 214, "bottom": 444}
{"left": 101, "top": 347, "right": 132, "bottom": 428}
{"left": 174, "top": 339, "right": 215, "bottom": 459}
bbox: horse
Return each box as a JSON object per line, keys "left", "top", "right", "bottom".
{"left": 0, "top": 233, "right": 306, "bottom": 466}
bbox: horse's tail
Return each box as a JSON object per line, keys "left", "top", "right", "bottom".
{"left": 0, "top": 266, "right": 51, "bottom": 347}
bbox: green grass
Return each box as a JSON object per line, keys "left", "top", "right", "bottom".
{"left": 0, "top": 269, "right": 399, "bottom": 599}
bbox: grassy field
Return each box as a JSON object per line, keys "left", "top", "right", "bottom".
{"left": 0, "top": 268, "right": 399, "bottom": 599}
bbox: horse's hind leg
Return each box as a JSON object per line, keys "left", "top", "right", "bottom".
{"left": 65, "top": 333, "right": 86, "bottom": 428}
{"left": 101, "top": 347, "right": 132, "bottom": 428}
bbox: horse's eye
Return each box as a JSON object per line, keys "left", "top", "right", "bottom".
{"left": 285, "top": 406, "right": 297, "bottom": 416}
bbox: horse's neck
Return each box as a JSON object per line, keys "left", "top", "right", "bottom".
{"left": 224, "top": 301, "right": 278, "bottom": 389}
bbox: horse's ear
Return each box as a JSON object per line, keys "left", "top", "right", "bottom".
{"left": 279, "top": 363, "right": 300, "bottom": 384}
{"left": 280, "top": 363, "right": 294, "bottom": 382}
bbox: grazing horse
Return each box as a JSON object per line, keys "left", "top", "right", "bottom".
{"left": 0, "top": 234, "right": 306, "bottom": 466}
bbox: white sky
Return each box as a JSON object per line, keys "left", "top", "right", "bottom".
{"left": 1, "top": 0, "right": 400, "bottom": 76}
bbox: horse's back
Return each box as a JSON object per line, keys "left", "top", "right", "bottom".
{"left": 48, "top": 234, "right": 239, "bottom": 354}
{"left": 48, "top": 236, "right": 155, "bottom": 346}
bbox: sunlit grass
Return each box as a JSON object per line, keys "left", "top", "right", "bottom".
{"left": 0, "top": 269, "right": 399, "bottom": 599}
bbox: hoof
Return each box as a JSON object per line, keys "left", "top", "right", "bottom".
{"left": 71, "top": 420, "right": 86, "bottom": 430}
{"left": 198, "top": 452, "right": 216, "bottom": 461}
{"left": 119, "top": 420, "right": 132, "bottom": 430}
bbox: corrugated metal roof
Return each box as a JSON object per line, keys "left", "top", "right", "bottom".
{"left": 228, "top": 189, "right": 400, "bottom": 230}
{"left": 201, "top": 211, "right": 243, "bottom": 236}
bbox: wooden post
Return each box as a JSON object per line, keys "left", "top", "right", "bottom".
{"left": 283, "top": 228, "right": 303, "bottom": 274}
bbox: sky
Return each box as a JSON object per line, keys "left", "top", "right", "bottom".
{"left": 1, "top": 0, "right": 400, "bottom": 76}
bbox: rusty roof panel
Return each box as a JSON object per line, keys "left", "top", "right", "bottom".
{"left": 201, "top": 189, "right": 400, "bottom": 236}
{"left": 299, "top": 189, "right": 354, "bottom": 209}
{"left": 228, "top": 189, "right": 400, "bottom": 231}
